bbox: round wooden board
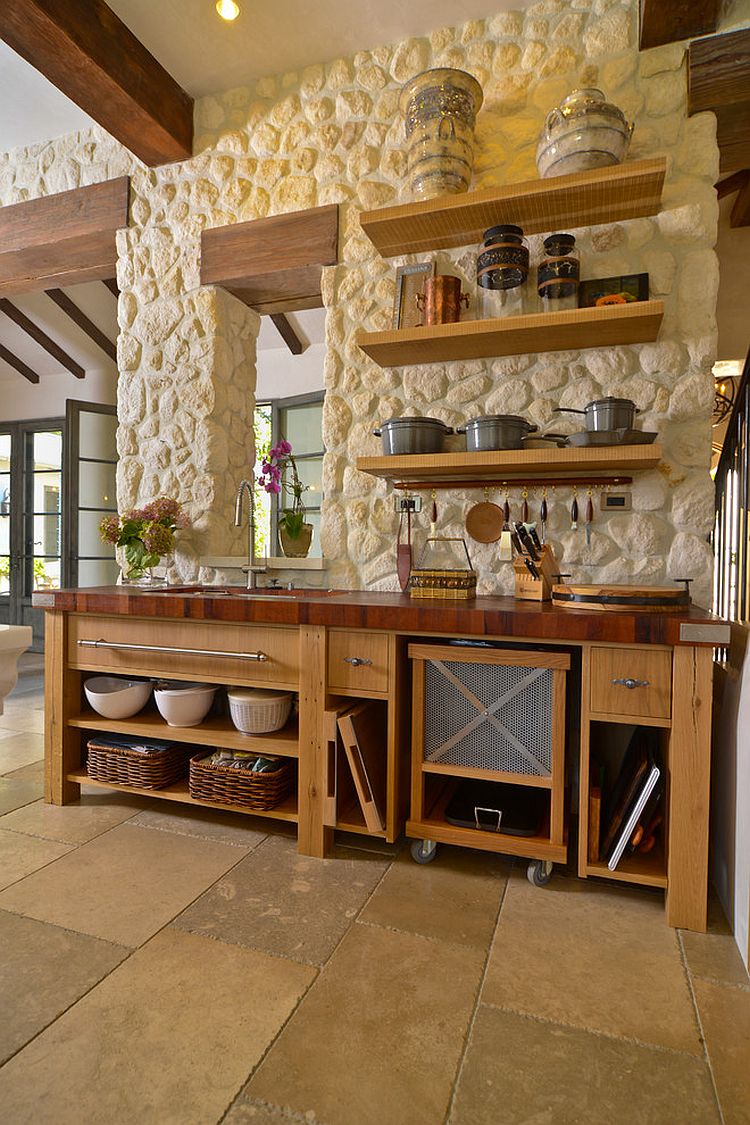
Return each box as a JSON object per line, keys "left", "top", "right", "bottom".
{"left": 552, "top": 583, "right": 689, "bottom": 612}
{"left": 465, "top": 501, "right": 504, "bottom": 543}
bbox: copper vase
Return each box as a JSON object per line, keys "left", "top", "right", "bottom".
{"left": 416, "top": 275, "right": 469, "bottom": 326}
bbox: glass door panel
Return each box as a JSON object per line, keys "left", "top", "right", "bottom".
{"left": 0, "top": 435, "right": 11, "bottom": 608}
{"left": 65, "top": 401, "right": 117, "bottom": 589}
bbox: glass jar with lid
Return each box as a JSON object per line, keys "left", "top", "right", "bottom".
{"left": 537, "top": 233, "right": 580, "bottom": 312}
{"left": 476, "top": 224, "right": 529, "bottom": 318}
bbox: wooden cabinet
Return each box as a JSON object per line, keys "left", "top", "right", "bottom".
{"left": 589, "top": 646, "right": 672, "bottom": 722}
{"left": 327, "top": 629, "right": 390, "bottom": 695}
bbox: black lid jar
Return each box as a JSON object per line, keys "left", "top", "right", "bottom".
{"left": 477, "top": 224, "right": 529, "bottom": 318}
{"left": 537, "top": 232, "right": 580, "bottom": 310}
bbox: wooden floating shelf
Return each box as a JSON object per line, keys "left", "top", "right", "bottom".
{"left": 68, "top": 770, "right": 299, "bottom": 822}
{"left": 69, "top": 709, "right": 300, "bottom": 758}
{"left": 356, "top": 301, "right": 664, "bottom": 367}
{"left": 358, "top": 444, "right": 662, "bottom": 484}
{"left": 359, "top": 158, "right": 667, "bottom": 257}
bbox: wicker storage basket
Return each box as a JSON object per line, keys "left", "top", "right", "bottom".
{"left": 86, "top": 736, "right": 193, "bottom": 789}
{"left": 189, "top": 752, "right": 293, "bottom": 810}
{"left": 227, "top": 687, "right": 292, "bottom": 735}
{"left": 409, "top": 536, "right": 477, "bottom": 600}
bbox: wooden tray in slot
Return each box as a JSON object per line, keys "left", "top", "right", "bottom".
{"left": 337, "top": 702, "right": 387, "bottom": 833}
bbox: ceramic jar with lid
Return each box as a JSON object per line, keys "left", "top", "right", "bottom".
{"left": 536, "top": 88, "right": 634, "bottom": 179}
{"left": 476, "top": 224, "right": 529, "bottom": 318}
{"left": 537, "top": 233, "right": 580, "bottom": 312}
{"left": 400, "top": 68, "right": 483, "bottom": 200}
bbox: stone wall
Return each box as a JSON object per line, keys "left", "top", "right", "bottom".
{"left": 0, "top": 0, "right": 730, "bottom": 604}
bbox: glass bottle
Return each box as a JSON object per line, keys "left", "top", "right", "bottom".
{"left": 537, "top": 233, "right": 580, "bottom": 312}
{"left": 476, "top": 224, "right": 529, "bottom": 318}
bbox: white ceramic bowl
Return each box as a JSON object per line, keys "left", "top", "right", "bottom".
{"left": 84, "top": 676, "right": 153, "bottom": 719}
{"left": 154, "top": 681, "right": 216, "bottom": 727}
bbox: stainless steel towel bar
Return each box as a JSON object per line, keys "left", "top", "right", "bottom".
{"left": 77, "top": 639, "right": 268, "bottom": 662}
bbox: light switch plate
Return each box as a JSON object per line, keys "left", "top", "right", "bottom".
{"left": 601, "top": 491, "right": 632, "bottom": 511}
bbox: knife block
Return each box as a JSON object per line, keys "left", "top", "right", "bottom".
{"left": 513, "top": 544, "right": 559, "bottom": 602}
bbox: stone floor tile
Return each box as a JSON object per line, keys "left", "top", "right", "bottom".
{"left": 226, "top": 1099, "right": 326, "bottom": 1124}
{"left": 0, "top": 791, "right": 150, "bottom": 845}
{"left": 4, "top": 759, "right": 44, "bottom": 781}
{"left": 0, "top": 821, "right": 249, "bottom": 946}
{"left": 359, "top": 845, "right": 507, "bottom": 949}
{"left": 0, "top": 708, "right": 44, "bottom": 735}
{"left": 0, "top": 732, "right": 44, "bottom": 774}
{"left": 173, "top": 833, "right": 389, "bottom": 965}
{"left": 482, "top": 870, "right": 702, "bottom": 1054}
{"left": 0, "top": 908, "right": 127, "bottom": 1065}
{"left": 0, "top": 928, "right": 314, "bottom": 1125}
{"left": 0, "top": 774, "right": 44, "bottom": 816}
{"left": 694, "top": 977, "right": 750, "bottom": 1123}
{"left": 0, "top": 828, "right": 73, "bottom": 891}
{"left": 681, "top": 896, "right": 750, "bottom": 987}
{"left": 248, "top": 923, "right": 484, "bottom": 1125}
{"left": 450, "top": 1005, "right": 720, "bottom": 1125}
{"left": 128, "top": 803, "right": 269, "bottom": 848}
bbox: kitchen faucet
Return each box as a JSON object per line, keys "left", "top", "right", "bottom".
{"left": 233, "top": 479, "right": 266, "bottom": 590}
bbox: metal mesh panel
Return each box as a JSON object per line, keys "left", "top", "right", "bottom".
{"left": 423, "top": 659, "right": 553, "bottom": 776}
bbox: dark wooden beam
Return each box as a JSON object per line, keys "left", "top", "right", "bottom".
{"left": 0, "top": 342, "right": 40, "bottom": 384}
{"left": 730, "top": 174, "right": 750, "bottom": 228}
{"left": 201, "top": 205, "right": 339, "bottom": 315}
{"left": 46, "top": 290, "right": 116, "bottom": 362}
{"left": 689, "top": 29, "right": 750, "bottom": 173}
{"left": 0, "top": 178, "right": 129, "bottom": 297}
{"left": 0, "top": 0, "right": 193, "bottom": 167}
{"left": 102, "top": 278, "right": 119, "bottom": 298}
{"left": 716, "top": 170, "right": 749, "bottom": 199}
{"left": 270, "top": 313, "right": 305, "bottom": 355}
{"left": 639, "top": 0, "right": 719, "bottom": 50}
{"left": 0, "top": 298, "right": 85, "bottom": 378}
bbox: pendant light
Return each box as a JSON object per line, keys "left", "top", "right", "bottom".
{"left": 216, "top": 0, "right": 240, "bottom": 20}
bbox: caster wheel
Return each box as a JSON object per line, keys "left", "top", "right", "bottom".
{"left": 527, "top": 860, "right": 553, "bottom": 887}
{"left": 410, "top": 839, "right": 437, "bottom": 865}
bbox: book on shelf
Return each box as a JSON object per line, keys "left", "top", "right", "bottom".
{"left": 601, "top": 728, "right": 662, "bottom": 872}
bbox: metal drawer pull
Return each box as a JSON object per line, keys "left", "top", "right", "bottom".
{"left": 612, "top": 677, "right": 650, "bottom": 689}
{"left": 78, "top": 639, "right": 268, "bottom": 662}
{"left": 343, "top": 657, "right": 372, "bottom": 667}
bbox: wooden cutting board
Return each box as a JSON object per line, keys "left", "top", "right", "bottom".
{"left": 552, "top": 584, "right": 690, "bottom": 612}
{"left": 337, "top": 702, "right": 387, "bottom": 833}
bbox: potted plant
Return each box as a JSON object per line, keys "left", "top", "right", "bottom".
{"left": 257, "top": 439, "right": 313, "bottom": 558}
{"left": 99, "top": 497, "right": 189, "bottom": 584}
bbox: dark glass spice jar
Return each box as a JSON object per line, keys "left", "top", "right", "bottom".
{"left": 537, "top": 233, "right": 580, "bottom": 312}
{"left": 476, "top": 224, "right": 529, "bottom": 318}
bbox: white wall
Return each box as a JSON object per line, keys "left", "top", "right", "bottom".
{"left": 256, "top": 342, "right": 325, "bottom": 402}
{"left": 716, "top": 194, "right": 750, "bottom": 363}
{"left": 0, "top": 367, "right": 117, "bottom": 423}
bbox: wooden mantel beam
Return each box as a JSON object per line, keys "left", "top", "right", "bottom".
{"left": 0, "top": 0, "right": 193, "bottom": 167}
{"left": 689, "top": 28, "right": 750, "bottom": 173}
{"left": 0, "top": 178, "right": 129, "bottom": 297}
{"left": 639, "top": 0, "right": 720, "bottom": 51}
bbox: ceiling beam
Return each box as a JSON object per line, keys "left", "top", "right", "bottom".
{"left": 0, "top": 0, "right": 193, "bottom": 167}
{"left": 716, "top": 170, "right": 749, "bottom": 199}
{"left": 639, "top": 0, "right": 720, "bottom": 50}
{"left": 0, "top": 342, "right": 40, "bottom": 384}
{"left": 102, "top": 278, "right": 119, "bottom": 298}
{"left": 0, "top": 178, "right": 129, "bottom": 297}
{"left": 730, "top": 174, "right": 750, "bottom": 228}
{"left": 270, "top": 314, "right": 306, "bottom": 355}
{"left": 46, "top": 290, "right": 116, "bottom": 362}
{"left": 0, "top": 298, "right": 85, "bottom": 378}
{"left": 689, "top": 28, "right": 750, "bottom": 173}
{"left": 201, "top": 205, "right": 339, "bottom": 315}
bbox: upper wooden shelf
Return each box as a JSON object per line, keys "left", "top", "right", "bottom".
{"left": 358, "top": 158, "right": 667, "bottom": 257}
{"left": 357, "top": 300, "right": 664, "bottom": 367}
{"left": 357, "top": 445, "right": 663, "bottom": 484}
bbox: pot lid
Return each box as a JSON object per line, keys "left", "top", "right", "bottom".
{"left": 227, "top": 687, "right": 292, "bottom": 702}
{"left": 483, "top": 224, "right": 524, "bottom": 241}
{"left": 464, "top": 414, "right": 533, "bottom": 427}
{"left": 379, "top": 416, "right": 450, "bottom": 427}
{"left": 584, "top": 397, "right": 637, "bottom": 409}
{"left": 543, "top": 233, "right": 575, "bottom": 250}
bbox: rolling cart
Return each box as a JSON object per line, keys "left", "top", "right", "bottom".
{"left": 406, "top": 643, "right": 570, "bottom": 885}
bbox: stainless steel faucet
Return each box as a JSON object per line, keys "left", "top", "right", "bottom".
{"left": 234, "top": 479, "right": 266, "bottom": 589}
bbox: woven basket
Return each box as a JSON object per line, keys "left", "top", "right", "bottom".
{"left": 409, "top": 568, "right": 477, "bottom": 600}
{"left": 189, "top": 752, "right": 293, "bottom": 811}
{"left": 227, "top": 689, "right": 292, "bottom": 735}
{"left": 86, "top": 737, "right": 193, "bottom": 789}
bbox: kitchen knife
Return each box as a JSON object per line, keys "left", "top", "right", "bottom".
{"left": 525, "top": 523, "right": 543, "bottom": 553}
{"left": 514, "top": 522, "right": 539, "bottom": 560}
{"left": 524, "top": 557, "right": 540, "bottom": 580}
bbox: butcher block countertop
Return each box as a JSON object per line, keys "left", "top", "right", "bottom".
{"left": 33, "top": 585, "right": 730, "bottom": 647}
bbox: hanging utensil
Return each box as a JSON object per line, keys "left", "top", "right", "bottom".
{"left": 540, "top": 490, "right": 548, "bottom": 544}
{"left": 521, "top": 487, "right": 529, "bottom": 524}
{"left": 571, "top": 486, "right": 579, "bottom": 531}
{"left": 430, "top": 493, "right": 438, "bottom": 535}
{"left": 396, "top": 496, "right": 413, "bottom": 592}
{"left": 585, "top": 487, "right": 594, "bottom": 546}
{"left": 499, "top": 487, "right": 513, "bottom": 561}
{"left": 465, "top": 487, "right": 504, "bottom": 544}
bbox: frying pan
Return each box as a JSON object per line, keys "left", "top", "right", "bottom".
{"left": 465, "top": 490, "right": 504, "bottom": 543}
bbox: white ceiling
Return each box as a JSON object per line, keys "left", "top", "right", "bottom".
{"left": 0, "top": 42, "right": 95, "bottom": 153}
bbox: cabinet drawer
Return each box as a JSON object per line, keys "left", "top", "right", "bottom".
{"left": 327, "top": 630, "right": 390, "bottom": 694}
{"left": 590, "top": 647, "right": 671, "bottom": 721}
{"left": 68, "top": 615, "right": 300, "bottom": 688}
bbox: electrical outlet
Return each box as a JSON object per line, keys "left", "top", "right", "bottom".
{"left": 394, "top": 496, "right": 423, "bottom": 513}
{"left": 600, "top": 491, "right": 632, "bottom": 511}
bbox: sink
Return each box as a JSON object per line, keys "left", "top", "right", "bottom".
{"left": 144, "top": 585, "right": 341, "bottom": 600}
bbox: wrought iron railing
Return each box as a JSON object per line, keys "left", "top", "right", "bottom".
{"left": 713, "top": 349, "right": 750, "bottom": 622}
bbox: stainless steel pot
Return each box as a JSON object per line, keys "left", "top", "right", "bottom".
{"left": 552, "top": 397, "right": 638, "bottom": 432}
{"left": 456, "top": 414, "right": 538, "bottom": 452}
{"left": 373, "top": 416, "right": 453, "bottom": 455}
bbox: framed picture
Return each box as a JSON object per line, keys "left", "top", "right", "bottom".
{"left": 393, "top": 261, "right": 436, "bottom": 329}
{"left": 578, "top": 273, "right": 649, "bottom": 308}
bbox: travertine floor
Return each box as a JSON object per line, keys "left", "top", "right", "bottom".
{"left": 0, "top": 675, "right": 748, "bottom": 1125}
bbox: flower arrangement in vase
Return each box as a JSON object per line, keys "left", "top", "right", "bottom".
{"left": 257, "top": 440, "right": 313, "bottom": 558}
{"left": 99, "top": 497, "right": 189, "bottom": 583}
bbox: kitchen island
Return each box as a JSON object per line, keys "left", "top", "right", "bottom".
{"left": 34, "top": 585, "right": 730, "bottom": 932}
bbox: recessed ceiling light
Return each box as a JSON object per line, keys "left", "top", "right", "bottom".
{"left": 216, "top": 0, "right": 240, "bottom": 20}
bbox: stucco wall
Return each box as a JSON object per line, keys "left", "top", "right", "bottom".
{"left": 0, "top": 0, "right": 724, "bottom": 603}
